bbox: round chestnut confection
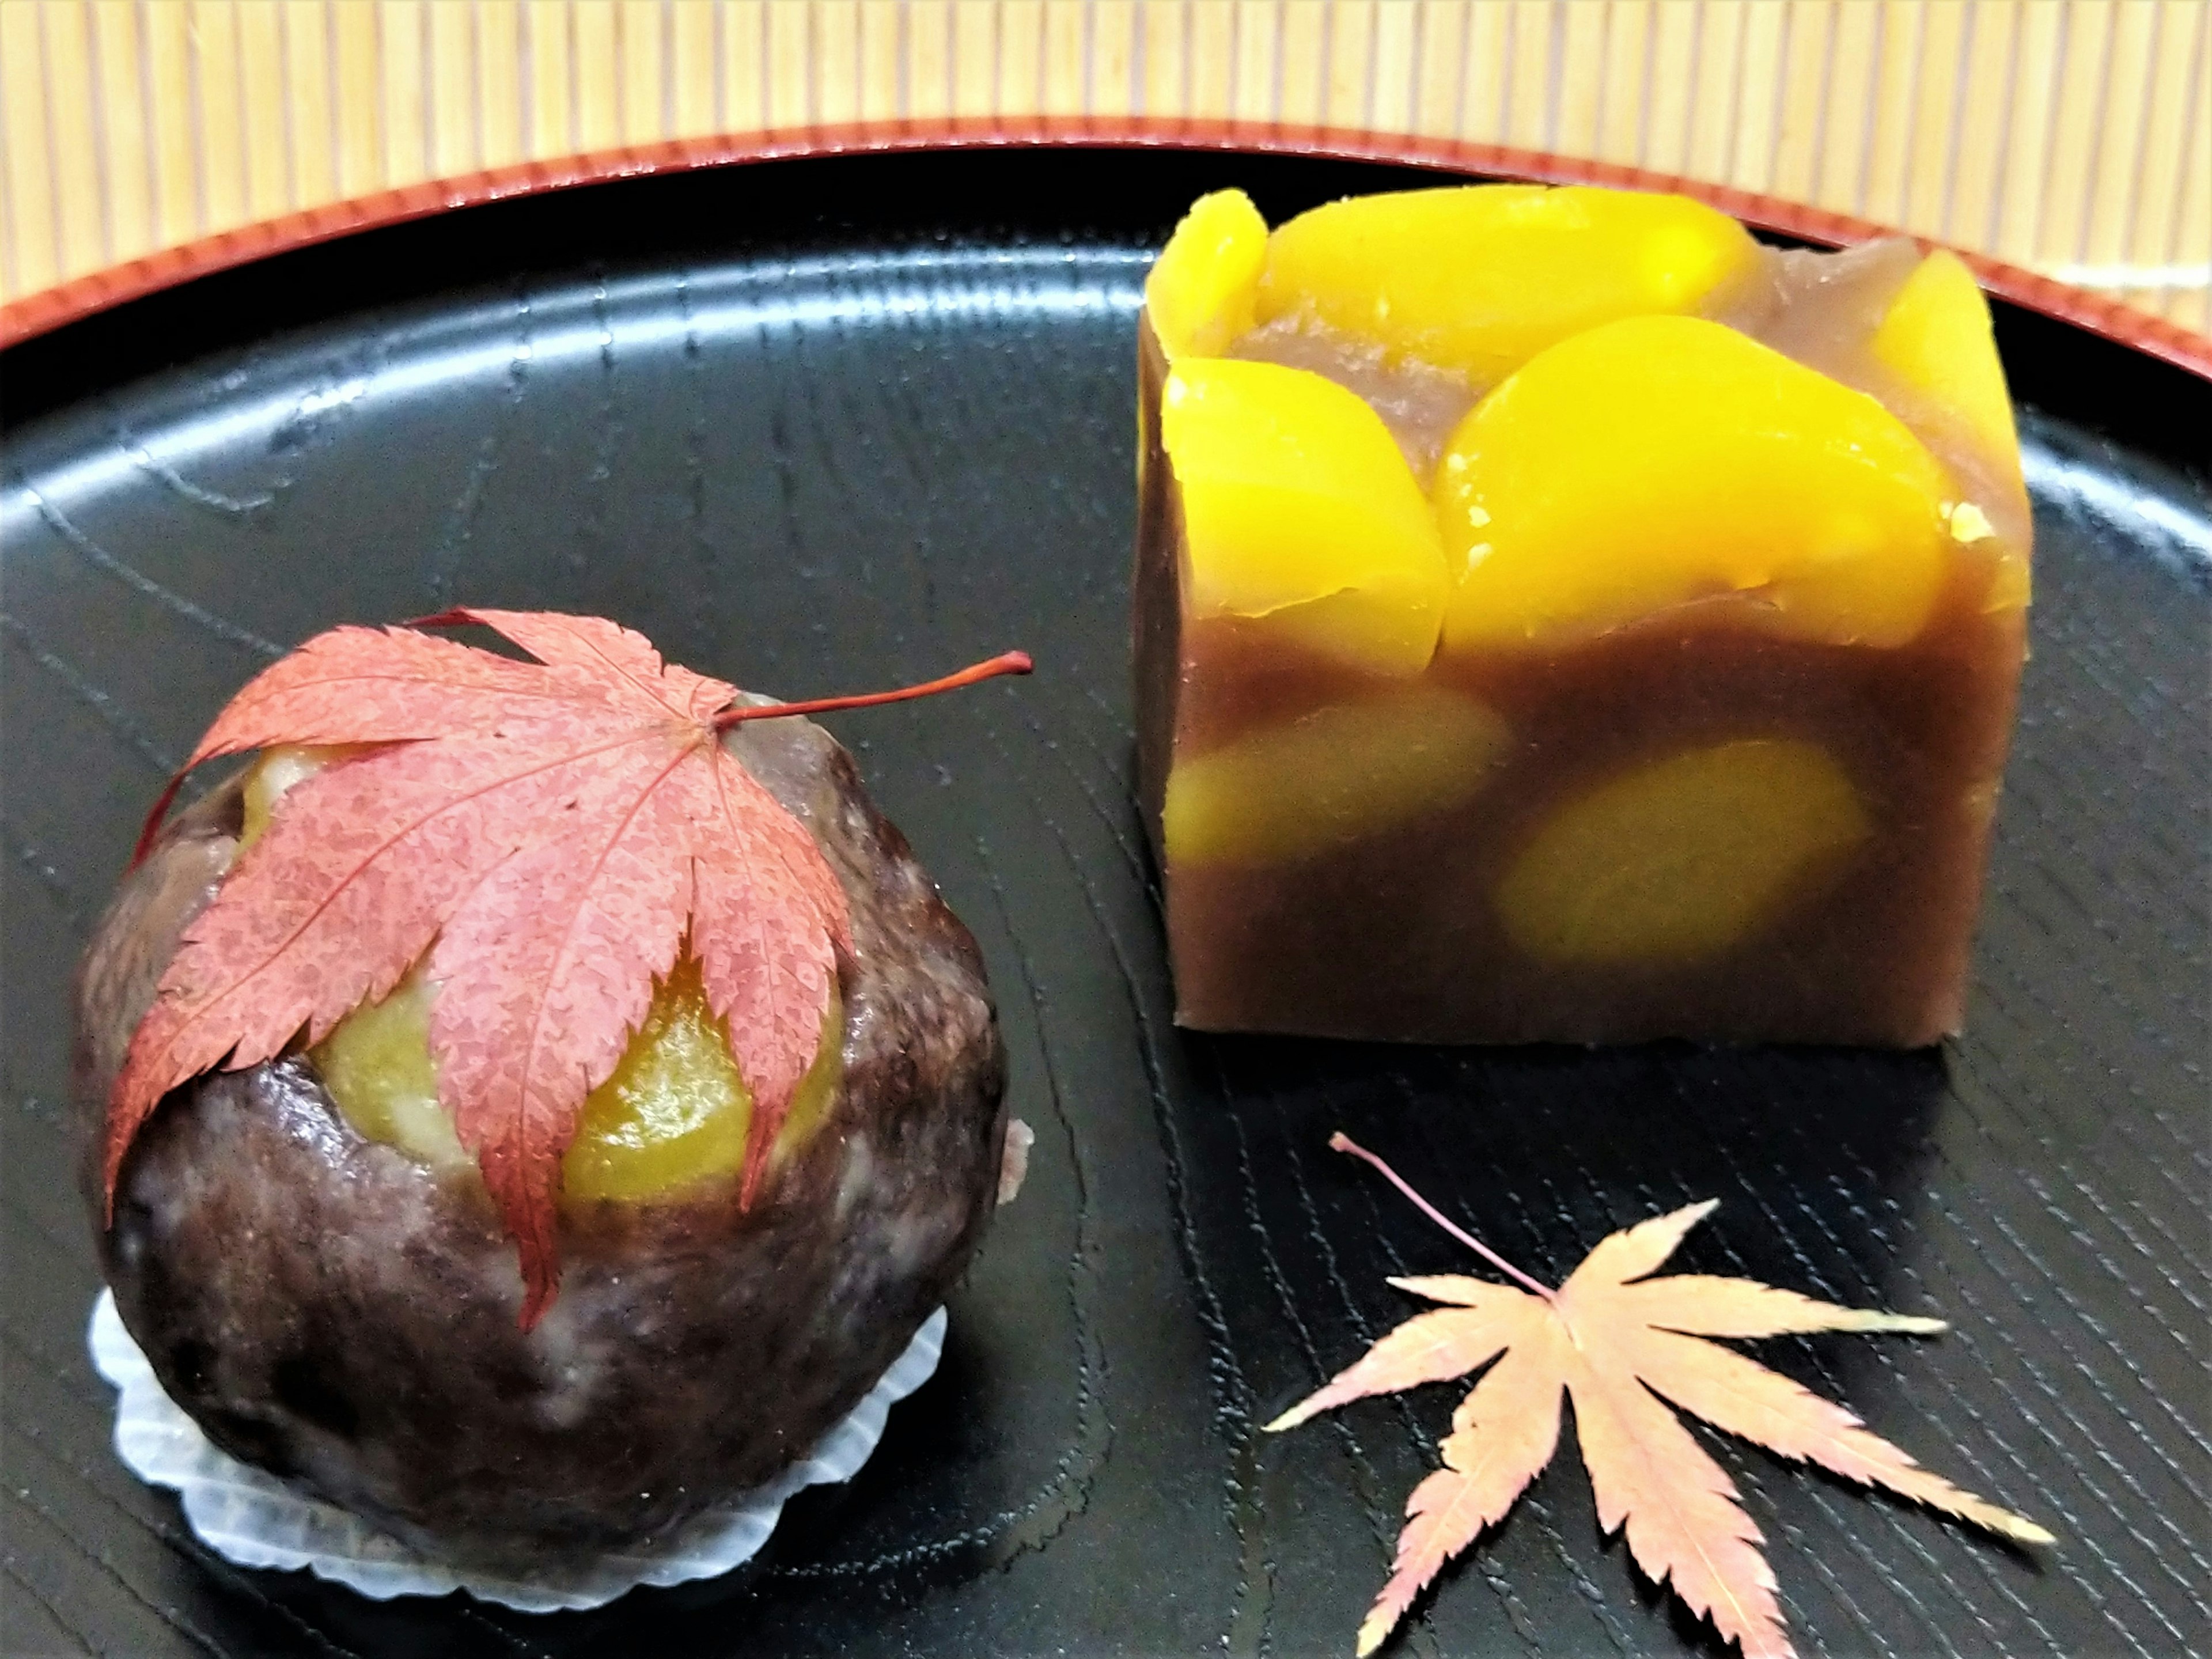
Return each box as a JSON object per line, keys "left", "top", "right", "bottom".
{"left": 72, "top": 713, "right": 1008, "bottom": 1566}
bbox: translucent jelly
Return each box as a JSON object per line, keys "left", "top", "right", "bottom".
{"left": 1134, "top": 185, "right": 2031, "bottom": 1045}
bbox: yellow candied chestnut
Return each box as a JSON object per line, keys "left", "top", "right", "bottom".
{"left": 1872, "top": 249, "right": 2019, "bottom": 473}
{"left": 1146, "top": 188, "right": 1270, "bottom": 360}
{"left": 1496, "top": 739, "right": 1872, "bottom": 965}
{"left": 244, "top": 747, "right": 843, "bottom": 1202}
{"left": 1163, "top": 687, "right": 1509, "bottom": 868}
{"left": 1255, "top": 184, "right": 1762, "bottom": 385}
{"left": 312, "top": 955, "right": 843, "bottom": 1203}
{"left": 310, "top": 964, "right": 472, "bottom": 1172}
{"left": 1870, "top": 250, "right": 2032, "bottom": 613}
{"left": 1437, "top": 315, "right": 1953, "bottom": 652}
{"left": 558, "top": 961, "right": 843, "bottom": 1203}
{"left": 1161, "top": 357, "right": 1449, "bottom": 676}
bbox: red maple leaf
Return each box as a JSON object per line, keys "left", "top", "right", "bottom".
{"left": 108, "top": 609, "right": 1028, "bottom": 1326}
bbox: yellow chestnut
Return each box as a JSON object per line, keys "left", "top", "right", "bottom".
{"left": 1871, "top": 249, "right": 2019, "bottom": 473}
{"left": 558, "top": 961, "right": 843, "bottom": 1204}
{"left": 1161, "top": 356, "right": 1449, "bottom": 676}
{"left": 1495, "top": 739, "right": 1872, "bottom": 965}
{"left": 311, "top": 955, "right": 843, "bottom": 1204}
{"left": 311, "top": 963, "right": 471, "bottom": 1172}
{"left": 1870, "top": 249, "right": 2031, "bottom": 612}
{"left": 1437, "top": 315, "right": 1953, "bottom": 652}
{"left": 1162, "top": 687, "right": 1509, "bottom": 867}
{"left": 242, "top": 747, "right": 843, "bottom": 1202}
{"left": 1256, "top": 184, "right": 1762, "bottom": 385}
{"left": 1146, "top": 188, "right": 1270, "bottom": 360}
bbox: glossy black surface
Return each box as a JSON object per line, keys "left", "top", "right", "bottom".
{"left": 3, "top": 150, "right": 2207, "bottom": 1659}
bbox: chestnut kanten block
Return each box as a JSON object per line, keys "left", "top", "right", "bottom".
{"left": 1133, "top": 185, "right": 2031, "bottom": 1046}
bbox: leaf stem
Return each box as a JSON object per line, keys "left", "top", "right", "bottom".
{"left": 1330, "top": 1132, "right": 1556, "bottom": 1301}
{"left": 711, "top": 650, "right": 1034, "bottom": 730}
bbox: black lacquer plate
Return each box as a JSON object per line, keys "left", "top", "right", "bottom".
{"left": 3, "top": 150, "right": 2207, "bottom": 1659}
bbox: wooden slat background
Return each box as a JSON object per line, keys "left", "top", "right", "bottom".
{"left": 2, "top": 0, "right": 2207, "bottom": 340}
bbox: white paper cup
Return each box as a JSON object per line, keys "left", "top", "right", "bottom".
{"left": 88, "top": 1289, "right": 945, "bottom": 1612}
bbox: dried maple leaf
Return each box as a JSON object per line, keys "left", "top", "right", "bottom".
{"left": 1267, "top": 1134, "right": 2053, "bottom": 1659}
{"left": 107, "top": 609, "right": 1028, "bottom": 1327}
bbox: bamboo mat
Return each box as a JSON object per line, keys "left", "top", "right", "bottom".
{"left": 2, "top": 1, "right": 2207, "bottom": 344}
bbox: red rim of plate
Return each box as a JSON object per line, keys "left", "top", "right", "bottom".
{"left": 3, "top": 115, "right": 2206, "bottom": 379}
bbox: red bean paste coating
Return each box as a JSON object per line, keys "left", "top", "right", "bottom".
{"left": 73, "top": 712, "right": 1007, "bottom": 1566}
